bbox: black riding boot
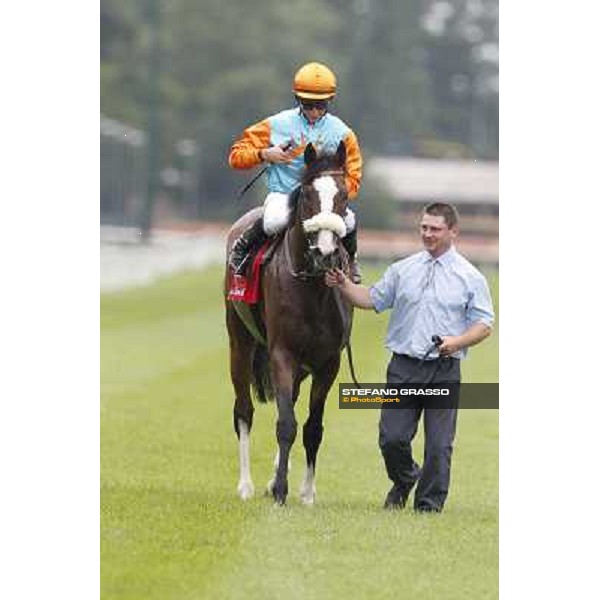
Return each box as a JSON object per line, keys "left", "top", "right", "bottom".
{"left": 342, "top": 227, "right": 362, "bottom": 284}
{"left": 229, "top": 218, "right": 268, "bottom": 275}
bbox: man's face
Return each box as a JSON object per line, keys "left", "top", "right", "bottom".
{"left": 299, "top": 98, "right": 329, "bottom": 124}
{"left": 420, "top": 213, "right": 457, "bottom": 257}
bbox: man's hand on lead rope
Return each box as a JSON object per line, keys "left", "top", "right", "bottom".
{"left": 324, "top": 268, "right": 347, "bottom": 287}
{"left": 438, "top": 336, "right": 463, "bottom": 357}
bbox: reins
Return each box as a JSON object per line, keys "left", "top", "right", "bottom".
{"left": 283, "top": 226, "right": 315, "bottom": 281}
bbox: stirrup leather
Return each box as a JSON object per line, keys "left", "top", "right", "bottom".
{"left": 229, "top": 219, "right": 267, "bottom": 275}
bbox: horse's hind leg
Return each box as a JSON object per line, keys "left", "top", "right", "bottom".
{"left": 300, "top": 356, "right": 340, "bottom": 505}
{"left": 226, "top": 303, "right": 256, "bottom": 500}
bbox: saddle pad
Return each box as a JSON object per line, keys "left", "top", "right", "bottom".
{"left": 227, "top": 241, "right": 271, "bottom": 304}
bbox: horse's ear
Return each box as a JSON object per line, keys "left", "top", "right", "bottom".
{"left": 304, "top": 143, "right": 317, "bottom": 165}
{"left": 335, "top": 141, "right": 346, "bottom": 167}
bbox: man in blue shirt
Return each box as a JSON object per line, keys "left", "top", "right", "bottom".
{"left": 325, "top": 202, "right": 495, "bottom": 513}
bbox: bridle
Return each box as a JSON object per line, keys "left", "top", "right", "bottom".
{"left": 281, "top": 171, "right": 361, "bottom": 387}
{"left": 284, "top": 170, "right": 348, "bottom": 281}
{"left": 283, "top": 225, "right": 349, "bottom": 281}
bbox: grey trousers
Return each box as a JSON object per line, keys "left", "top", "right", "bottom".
{"left": 379, "top": 354, "right": 460, "bottom": 512}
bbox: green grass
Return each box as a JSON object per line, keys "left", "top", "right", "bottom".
{"left": 101, "top": 264, "right": 499, "bottom": 600}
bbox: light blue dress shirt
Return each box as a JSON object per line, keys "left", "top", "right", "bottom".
{"left": 369, "top": 246, "right": 495, "bottom": 360}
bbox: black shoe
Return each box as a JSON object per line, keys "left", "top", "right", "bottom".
{"left": 383, "top": 484, "right": 407, "bottom": 510}
{"left": 229, "top": 218, "right": 268, "bottom": 275}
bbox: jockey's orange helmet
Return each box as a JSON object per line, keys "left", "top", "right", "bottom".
{"left": 293, "top": 62, "right": 337, "bottom": 100}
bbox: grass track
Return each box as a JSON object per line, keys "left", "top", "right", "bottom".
{"left": 101, "top": 264, "right": 498, "bottom": 599}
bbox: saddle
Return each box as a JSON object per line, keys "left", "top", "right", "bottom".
{"left": 227, "top": 237, "right": 280, "bottom": 304}
{"left": 226, "top": 234, "right": 283, "bottom": 345}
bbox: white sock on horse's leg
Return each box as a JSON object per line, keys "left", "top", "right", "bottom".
{"left": 237, "top": 419, "right": 255, "bottom": 500}
{"left": 300, "top": 464, "right": 317, "bottom": 505}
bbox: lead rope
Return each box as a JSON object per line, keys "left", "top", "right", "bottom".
{"left": 332, "top": 246, "right": 362, "bottom": 388}
{"left": 332, "top": 286, "right": 362, "bottom": 388}
{"left": 409, "top": 335, "right": 445, "bottom": 384}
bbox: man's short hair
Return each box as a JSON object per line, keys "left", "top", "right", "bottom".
{"left": 423, "top": 202, "right": 459, "bottom": 228}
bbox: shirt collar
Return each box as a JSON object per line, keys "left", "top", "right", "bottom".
{"left": 423, "top": 245, "right": 456, "bottom": 266}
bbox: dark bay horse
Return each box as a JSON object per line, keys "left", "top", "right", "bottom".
{"left": 225, "top": 142, "right": 353, "bottom": 505}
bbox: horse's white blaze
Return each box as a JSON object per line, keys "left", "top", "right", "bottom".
{"left": 300, "top": 465, "right": 316, "bottom": 505}
{"left": 317, "top": 230, "right": 336, "bottom": 255}
{"left": 237, "top": 420, "right": 254, "bottom": 500}
{"left": 311, "top": 175, "right": 343, "bottom": 255}
{"left": 314, "top": 176, "right": 337, "bottom": 214}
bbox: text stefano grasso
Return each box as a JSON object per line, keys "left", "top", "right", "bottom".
{"left": 341, "top": 388, "right": 450, "bottom": 396}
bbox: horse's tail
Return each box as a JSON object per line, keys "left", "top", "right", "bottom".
{"left": 251, "top": 345, "right": 274, "bottom": 403}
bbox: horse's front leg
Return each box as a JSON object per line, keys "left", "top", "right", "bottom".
{"left": 266, "top": 372, "right": 305, "bottom": 495}
{"left": 270, "top": 348, "right": 299, "bottom": 506}
{"left": 300, "top": 356, "right": 340, "bottom": 505}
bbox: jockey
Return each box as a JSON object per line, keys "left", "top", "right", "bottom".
{"left": 228, "top": 61, "right": 363, "bottom": 282}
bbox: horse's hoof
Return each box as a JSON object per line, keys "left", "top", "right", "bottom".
{"left": 300, "top": 490, "right": 316, "bottom": 506}
{"left": 271, "top": 483, "right": 288, "bottom": 506}
{"left": 237, "top": 480, "right": 255, "bottom": 500}
{"left": 273, "top": 494, "right": 287, "bottom": 506}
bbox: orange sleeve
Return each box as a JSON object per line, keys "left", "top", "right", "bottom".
{"left": 343, "top": 130, "right": 362, "bottom": 200}
{"left": 228, "top": 119, "right": 271, "bottom": 170}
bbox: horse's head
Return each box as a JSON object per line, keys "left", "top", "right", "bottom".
{"left": 297, "top": 141, "right": 349, "bottom": 275}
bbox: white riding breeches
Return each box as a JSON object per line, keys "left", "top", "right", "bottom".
{"left": 262, "top": 191, "right": 356, "bottom": 236}
{"left": 263, "top": 192, "right": 292, "bottom": 235}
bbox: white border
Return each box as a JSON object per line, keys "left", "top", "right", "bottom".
{"left": 2, "top": 3, "right": 98, "bottom": 598}
{"left": 501, "top": 1, "right": 599, "bottom": 597}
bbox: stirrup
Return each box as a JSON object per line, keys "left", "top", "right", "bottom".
{"left": 232, "top": 253, "right": 251, "bottom": 276}
{"left": 229, "top": 237, "right": 250, "bottom": 275}
{"left": 229, "top": 218, "right": 267, "bottom": 276}
{"left": 229, "top": 243, "right": 251, "bottom": 275}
